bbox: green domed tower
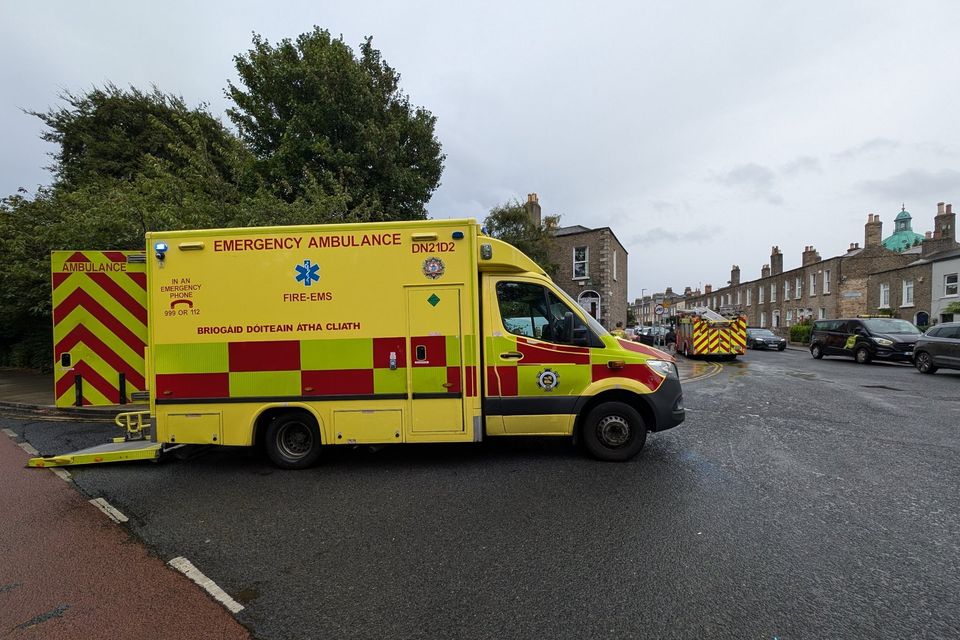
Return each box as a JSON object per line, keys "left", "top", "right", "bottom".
{"left": 882, "top": 205, "right": 925, "bottom": 252}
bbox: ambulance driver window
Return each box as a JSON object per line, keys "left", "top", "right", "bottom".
{"left": 495, "top": 282, "right": 590, "bottom": 346}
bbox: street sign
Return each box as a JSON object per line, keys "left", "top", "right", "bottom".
{"left": 654, "top": 304, "right": 665, "bottom": 316}
{"left": 663, "top": 300, "right": 672, "bottom": 308}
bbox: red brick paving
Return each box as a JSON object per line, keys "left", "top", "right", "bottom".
{"left": 0, "top": 434, "right": 251, "bottom": 639}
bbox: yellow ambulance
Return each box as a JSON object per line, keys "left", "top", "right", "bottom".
{"left": 131, "top": 219, "right": 683, "bottom": 468}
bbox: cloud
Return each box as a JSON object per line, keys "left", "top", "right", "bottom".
{"left": 857, "top": 168, "right": 960, "bottom": 199}
{"left": 780, "top": 156, "right": 821, "bottom": 176}
{"left": 834, "top": 137, "right": 901, "bottom": 159}
{"left": 627, "top": 225, "right": 723, "bottom": 246}
{"left": 715, "top": 163, "right": 783, "bottom": 204}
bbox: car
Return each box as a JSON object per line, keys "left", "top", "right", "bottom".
{"left": 746, "top": 327, "right": 786, "bottom": 351}
{"left": 912, "top": 322, "right": 960, "bottom": 374}
{"left": 636, "top": 325, "right": 669, "bottom": 346}
{"left": 809, "top": 317, "right": 921, "bottom": 364}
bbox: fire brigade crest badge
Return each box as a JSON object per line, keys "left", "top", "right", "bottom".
{"left": 422, "top": 257, "right": 445, "bottom": 280}
{"left": 537, "top": 368, "right": 560, "bottom": 392}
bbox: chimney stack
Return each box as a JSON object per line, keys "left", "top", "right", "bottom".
{"left": 524, "top": 193, "right": 542, "bottom": 227}
{"left": 684, "top": 286, "right": 692, "bottom": 296}
{"left": 760, "top": 264, "right": 770, "bottom": 278}
{"left": 730, "top": 264, "right": 741, "bottom": 286}
{"left": 802, "top": 245, "right": 821, "bottom": 266}
{"left": 704, "top": 284, "right": 713, "bottom": 294}
{"left": 770, "top": 246, "right": 783, "bottom": 275}
{"left": 865, "top": 213, "right": 883, "bottom": 248}
{"left": 923, "top": 201, "right": 957, "bottom": 257}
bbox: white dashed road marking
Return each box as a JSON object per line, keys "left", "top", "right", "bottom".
{"left": 168, "top": 556, "right": 245, "bottom": 614}
{"left": 51, "top": 468, "right": 72, "bottom": 482}
{"left": 89, "top": 497, "right": 128, "bottom": 523}
{"left": 18, "top": 442, "right": 39, "bottom": 456}
{"left": 2, "top": 428, "right": 17, "bottom": 438}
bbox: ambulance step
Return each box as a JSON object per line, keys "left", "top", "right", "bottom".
{"left": 28, "top": 441, "right": 162, "bottom": 468}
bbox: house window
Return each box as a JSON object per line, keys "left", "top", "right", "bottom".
{"left": 946, "top": 273, "right": 958, "bottom": 296}
{"left": 903, "top": 279, "right": 914, "bottom": 306}
{"left": 809, "top": 273, "right": 817, "bottom": 296}
{"left": 613, "top": 250, "right": 618, "bottom": 281}
{"left": 746, "top": 289, "right": 752, "bottom": 306}
{"left": 773, "top": 310, "right": 780, "bottom": 327}
{"left": 879, "top": 283, "right": 890, "bottom": 308}
{"left": 795, "top": 276, "right": 802, "bottom": 299}
{"left": 573, "top": 247, "right": 588, "bottom": 279}
{"left": 786, "top": 309, "right": 793, "bottom": 325}
{"left": 819, "top": 307, "right": 826, "bottom": 320}
{"left": 759, "top": 287, "right": 764, "bottom": 304}
{"left": 760, "top": 311, "right": 766, "bottom": 327}
{"left": 784, "top": 280, "right": 790, "bottom": 300}
{"left": 736, "top": 290, "right": 741, "bottom": 305}
{"left": 770, "top": 283, "right": 777, "bottom": 303}
{"left": 824, "top": 269, "right": 831, "bottom": 294}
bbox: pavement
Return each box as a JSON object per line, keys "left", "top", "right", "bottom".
{"left": 0, "top": 369, "right": 251, "bottom": 639}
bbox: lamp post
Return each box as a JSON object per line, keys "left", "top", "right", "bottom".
{"left": 640, "top": 288, "right": 647, "bottom": 326}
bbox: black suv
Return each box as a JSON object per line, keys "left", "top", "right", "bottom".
{"left": 913, "top": 322, "right": 960, "bottom": 374}
{"left": 810, "top": 317, "right": 921, "bottom": 364}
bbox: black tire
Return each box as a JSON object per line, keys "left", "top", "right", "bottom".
{"left": 855, "top": 347, "right": 872, "bottom": 364}
{"left": 777, "top": 344, "right": 786, "bottom": 351}
{"left": 580, "top": 401, "right": 647, "bottom": 462}
{"left": 811, "top": 344, "right": 824, "bottom": 359}
{"left": 265, "top": 411, "right": 322, "bottom": 469}
{"left": 915, "top": 351, "right": 938, "bottom": 374}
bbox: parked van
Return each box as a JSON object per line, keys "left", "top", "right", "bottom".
{"left": 809, "top": 317, "right": 921, "bottom": 364}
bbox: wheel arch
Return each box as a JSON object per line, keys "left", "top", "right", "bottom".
{"left": 253, "top": 404, "right": 324, "bottom": 450}
{"left": 571, "top": 389, "right": 655, "bottom": 444}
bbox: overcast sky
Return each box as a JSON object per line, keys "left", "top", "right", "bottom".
{"left": 2, "top": 1, "right": 959, "bottom": 299}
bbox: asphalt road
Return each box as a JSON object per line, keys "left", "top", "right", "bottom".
{"left": 6, "top": 349, "right": 960, "bottom": 639}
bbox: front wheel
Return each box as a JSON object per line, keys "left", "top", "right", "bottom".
{"left": 855, "top": 347, "right": 872, "bottom": 364}
{"left": 265, "top": 411, "right": 323, "bottom": 469}
{"left": 580, "top": 402, "right": 647, "bottom": 462}
{"left": 915, "top": 351, "right": 938, "bottom": 374}
{"left": 811, "top": 344, "right": 824, "bottom": 359}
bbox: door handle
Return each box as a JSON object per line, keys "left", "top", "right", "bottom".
{"left": 499, "top": 351, "right": 523, "bottom": 360}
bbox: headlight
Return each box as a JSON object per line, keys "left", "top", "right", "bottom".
{"left": 647, "top": 359, "right": 679, "bottom": 379}
{"left": 872, "top": 337, "right": 893, "bottom": 346}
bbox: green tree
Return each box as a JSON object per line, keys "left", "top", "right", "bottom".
{"left": 226, "top": 27, "right": 445, "bottom": 218}
{"left": 29, "top": 84, "right": 244, "bottom": 191}
{"left": 483, "top": 199, "right": 560, "bottom": 276}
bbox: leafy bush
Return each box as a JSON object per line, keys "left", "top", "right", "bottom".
{"left": 789, "top": 323, "right": 812, "bottom": 344}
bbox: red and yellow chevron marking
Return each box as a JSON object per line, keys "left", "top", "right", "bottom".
{"left": 730, "top": 317, "right": 747, "bottom": 353}
{"left": 51, "top": 251, "right": 147, "bottom": 407}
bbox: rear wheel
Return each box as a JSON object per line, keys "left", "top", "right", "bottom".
{"left": 811, "top": 344, "right": 824, "bottom": 359}
{"left": 580, "top": 402, "right": 647, "bottom": 462}
{"left": 855, "top": 347, "right": 872, "bottom": 364}
{"left": 915, "top": 351, "right": 938, "bottom": 374}
{"left": 265, "top": 411, "right": 322, "bottom": 469}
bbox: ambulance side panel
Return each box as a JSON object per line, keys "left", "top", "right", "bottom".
{"left": 144, "top": 220, "right": 482, "bottom": 447}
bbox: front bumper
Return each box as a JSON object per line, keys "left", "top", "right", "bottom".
{"left": 755, "top": 340, "right": 785, "bottom": 350}
{"left": 646, "top": 375, "right": 685, "bottom": 432}
{"left": 874, "top": 346, "right": 915, "bottom": 362}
